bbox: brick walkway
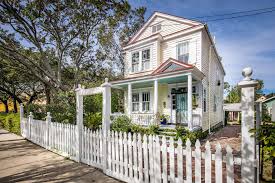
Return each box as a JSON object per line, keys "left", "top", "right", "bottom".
{"left": 0, "top": 129, "right": 120, "bottom": 183}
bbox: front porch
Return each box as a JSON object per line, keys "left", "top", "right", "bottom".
{"left": 111, "top": 60, "right": 204, "bottom": 129}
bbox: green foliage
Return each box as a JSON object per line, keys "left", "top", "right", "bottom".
{"left": 25, "top": 104, "right": 46, "bottom": 120}
{"left": 252, "top": 122, "right": 275, "bottom": 160}
{"left": 84, "top": 112, "right": 102, "bottom": 130}
{"left": 0, "top": 113, "right": 20, "bottom": 135}
{"left": 148, "top": 124, "right": 160, "bottom": 135}
{"left": 175, "top": 125, "right": 187, "bottom": 139}
{"left": 130, "top": 124, "right": 147, "bottom": 134}
{"left": 111, "top": 115, "right": 132, "bottom": 133}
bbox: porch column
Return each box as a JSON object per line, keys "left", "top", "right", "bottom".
{"left": 187, "top": 74, "right": 193, "bottom": 129}
{"left": 128, "top": 83, "right": 132, "bottom": 116}
{"left": 154, "top": 79, "right": 158, "bottom": 115}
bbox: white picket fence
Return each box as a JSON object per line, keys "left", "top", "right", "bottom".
{"left": 21, "top": 115, "right": 78, "bottom": 161}
{"left": 21, "top": 112, "right": 241, "bottom": 183}
{"left": 105, "top": 131, "right": 240, "bottom": 183}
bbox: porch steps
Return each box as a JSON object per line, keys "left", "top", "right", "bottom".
{"left": 158, "top": 128, "right": 177, "bottom": 137}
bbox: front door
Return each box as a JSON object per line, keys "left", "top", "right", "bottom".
{"left": 171, "top": 88, "right": 188, "bottom": 124}
{"left": 176, "top": 93, "right": 188, "bottom": 124}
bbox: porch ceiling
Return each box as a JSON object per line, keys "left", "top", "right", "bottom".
{"left": 112, "top": 75, "right": 197, "bottom": 89}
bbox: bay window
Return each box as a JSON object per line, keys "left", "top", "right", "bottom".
{"left": 177, "top": 42, "right": 189, "bottom": 62}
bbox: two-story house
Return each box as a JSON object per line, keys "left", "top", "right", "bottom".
{"left": 111, "top": 12, "right": 225, "bottom": 131}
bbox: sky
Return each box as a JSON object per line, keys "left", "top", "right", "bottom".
{"left": 129, "top": 0, "right": 275, "bottom": 94}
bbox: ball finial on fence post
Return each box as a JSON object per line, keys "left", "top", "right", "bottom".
{"left": 242, "top": 67, "right": 253, "bottom": 81}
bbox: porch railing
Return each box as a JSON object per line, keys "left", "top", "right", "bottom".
{"left": 110, "top": 113, "right": 155, "bottom": 126}
{"left": 130, "top": 113, "right": 154, "bottom": 126}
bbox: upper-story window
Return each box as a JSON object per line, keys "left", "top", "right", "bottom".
{"left": 132, "top": 52, "right": 139, "bottom": 73}
{"left": 131, "top": 48, "right": 151, "bottom": 73}
{"left": 142, "top": 49, "right": 150, "bottom": 71}
{"left": 152, "top": 23, "right": 161, "bottom": 33}
{"left": 177, "top": 42, "right": 189, "bottom": 63}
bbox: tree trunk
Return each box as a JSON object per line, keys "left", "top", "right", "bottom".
{"left": 44, "top": 85, "right": 51, "bottom": 104}
{"left": 12, "top": 96, "right": 17, "bottom": 113}
{"left": 27, "top": 93, "right": 37, "bottom": 105}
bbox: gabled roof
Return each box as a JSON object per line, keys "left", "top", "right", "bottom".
{"left": 126, "top": 11, "right": 202, "bottom": 45}
{"left": 152, "top": 58, "right": 194, "bottom": 75}
{"left": 262, "top": 96, "right": 275, "bottom": 103}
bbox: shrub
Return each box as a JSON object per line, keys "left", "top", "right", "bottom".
{"left": 148, "top": 124, "right": 160, "bottom": 135}
{"left": 84, "top": 112, "right": 102, "bottom": 130}
{"left": 131, "top": 124, "right": 147, "bottom": 134}
{"left": 25, "top": 104, "right": 46, "bottom": 120}
{"left": 111, "top": 115, "right": 132, "bottom": 132}
{"left": 0, "top": 113, "right": 20, "bottom": 135}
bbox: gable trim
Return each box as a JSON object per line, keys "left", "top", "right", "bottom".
{"left": 127, "top": 12, "right": 202, "bottom": 45}
{"left": 152, "top": 58, "right": 194, "bottom": 75}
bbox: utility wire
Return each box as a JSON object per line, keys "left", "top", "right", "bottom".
{"left": 204, "top": 9, "right": 275, "bottom": 22}
{"left": 191, "top": 6, "right": 275, "bottom": 19}
{"left": 147, "top": 6, "right": 275, "bottom": 27}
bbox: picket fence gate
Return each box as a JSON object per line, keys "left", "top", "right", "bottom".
{"left": 21, "top": 111, "right": 241, "bottom": 183}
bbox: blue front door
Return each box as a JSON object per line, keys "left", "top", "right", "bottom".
{"left": 176, "top": 93, "right": 188, "bottom": 124}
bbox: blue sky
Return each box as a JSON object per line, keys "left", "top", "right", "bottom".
{"left": 129, "top": 0, "right": 275, "bottom": 94}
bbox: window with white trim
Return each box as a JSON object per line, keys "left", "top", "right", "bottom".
{"left": 177, "top": 42, "right": 189, "bottom": 62}
{"left": 142, "top": 92, "right": 150, "bottom": 111}
{"left": 152, "top": 23, "right": 161, "bottom": 33}
{"left": 213, "top": 95, "right": 217, "bottom": 112}
{"left": 142, "top": 49, "right": 150, "bottom": 71}
{"left": 132, "top": 93, "right": 139, "bottom": 112}
{"left": 131, "top": 52, "right": 139, "bottom": 73}
{"left": 203, "top": 88, "right": 207, "bottom": 112}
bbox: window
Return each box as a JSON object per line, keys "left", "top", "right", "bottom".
{"left": 142, "top": 92, "right": 150, "bottom": 111}
{"left": 142, "top": 49, "right": 150, "bottom": 71}
{"left": 203, "top": 88, "right": 207, "bottom": 112}
{"left": 152, "top": 23, "right": 161, "bottom": 33}
{"left": 213, "top": 95, "right": 217, "bottom": 112}
{"left": 177, "top": 42, "right": 189, "bottom": 62}
{"left": 132, "top": 52, "right": 139, "bottom": 72}
{"left": 132, "top": 93, "right": 139, "bottom": 112}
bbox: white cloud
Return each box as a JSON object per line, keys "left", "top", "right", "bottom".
{"left": 217, "top": 26, "right": 275, "bottom": 91}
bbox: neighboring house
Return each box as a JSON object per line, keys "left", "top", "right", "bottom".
{"left": 111, "top": 12, "right": 225, "bottom": 131}
{"left": 223, "top": 103, "right": 241, "bottom": 122}
{"left": 262, "top": 96, "right": 275, "bottom": 117}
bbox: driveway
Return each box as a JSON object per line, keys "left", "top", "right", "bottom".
{"left": 0, "top": 129, "right": 120, "bottom": 183}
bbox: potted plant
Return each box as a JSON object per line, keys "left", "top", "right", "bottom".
{"left": 160, "top": 114, "right": 169, "bottom": 125}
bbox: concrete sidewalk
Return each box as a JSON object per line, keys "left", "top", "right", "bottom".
{"left": 0, "top": 129, "right": 120, "bottom": 183}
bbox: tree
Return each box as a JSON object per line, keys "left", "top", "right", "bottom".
{"left": 0, "top": 0, "right": 145, "bottom": 104}
{"left": 225, "top": 79, "right": 264, "bottom": 103}
{"left": 252, "top": 122, "right": 275, "bottom": 180}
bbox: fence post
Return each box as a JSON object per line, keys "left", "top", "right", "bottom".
{"left": 101, "top": 78, "right": 111, "bottom": 173}
{"left": 76, "top": 85, "right": 83, "bottom": 163}
{"left": 46, "top": 112, "right": 51, "bottom": 149}
{"left": 28, "top": 112, "right": 33, "bottom": 140}
{"left": 20, "top": 104, "right": 24, "bottom": 137}
{"left": 238, "top": 67, "right": 258, "bottom": 183}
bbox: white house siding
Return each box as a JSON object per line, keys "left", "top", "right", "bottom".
{"left": 137, "top": 16, "right": 191, "bottom": 41}
{"left": 161, "top": 31, "right": 201, "bottom": 68}
{"left": 201, "top": 30, "right": 224, "bottom": 131}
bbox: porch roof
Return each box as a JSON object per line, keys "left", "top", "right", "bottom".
{"left": 111, "top": 58, "right": 204, "bottom": 89}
